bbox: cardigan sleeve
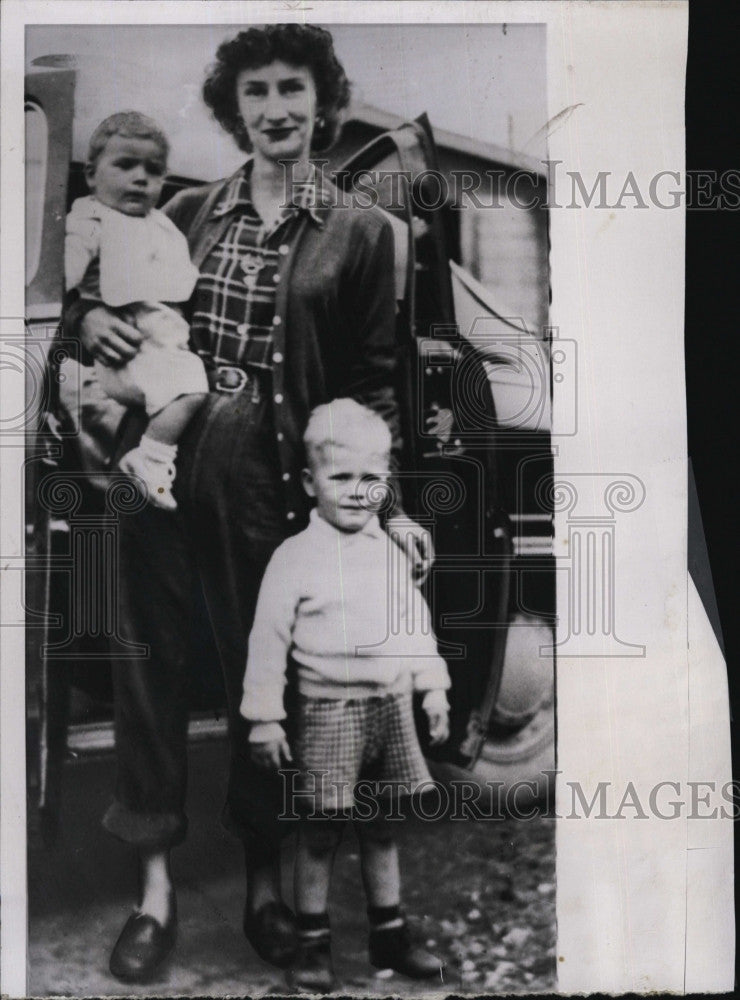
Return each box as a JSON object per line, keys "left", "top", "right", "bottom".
{"left": 339, "top": 212, "right": 405, "bottom": 513}
{"left": 340, "top": 215, "right": 398, "bottom": 430}
{"left": 240, "top": 541, "right": 299, "bottom": 724}
{"left": 407, "top": 583, "right": 452, "bottom": 694}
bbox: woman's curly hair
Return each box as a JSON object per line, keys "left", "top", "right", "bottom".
{"left": 202, "top": 24, "right": 351, "bottom": 153}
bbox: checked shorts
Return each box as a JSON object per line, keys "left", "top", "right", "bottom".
{"left": 291, "top": 690, "right": 433, "bottom": 814}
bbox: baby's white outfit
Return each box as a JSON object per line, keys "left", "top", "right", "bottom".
{"left": 65, "top": 195, "right": 207, "bottom": 417}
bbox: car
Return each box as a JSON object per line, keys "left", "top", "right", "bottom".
{"left": 24, "top": 54, "right": 555, "bottom": 838}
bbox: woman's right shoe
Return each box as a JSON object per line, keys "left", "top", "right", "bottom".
{"left": 243, "top": 899, "right": 298, "bottom": 968}
{"left": 109, "top": 903, "right": 177, "bottom": 983}
{"left": 286, "top": 930, "right": 336, "bottom": 994}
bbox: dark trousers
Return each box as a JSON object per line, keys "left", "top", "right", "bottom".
{"left": 103, "top": 383, "right": 300, "bottom": 855}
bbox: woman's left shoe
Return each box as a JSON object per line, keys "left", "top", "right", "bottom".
{"left": 109, "top": 902, "right": 177, "bottom": 983}
{"left": 369, "top": 917, "right": 445, "bottom": 979}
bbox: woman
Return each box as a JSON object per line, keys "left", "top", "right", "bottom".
{"left": 68, "top": 24, "right": 431, "bottom": 983}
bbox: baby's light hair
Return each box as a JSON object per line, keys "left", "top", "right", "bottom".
{"left": 303, "top": 399, "right": 391, "bottom": 467}
{"left": 86, "top": 111, "right": 169, "bottom": 170}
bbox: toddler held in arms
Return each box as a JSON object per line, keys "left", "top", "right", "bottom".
{"left": 65, "top": 111, "right": 207, "bottom": 510}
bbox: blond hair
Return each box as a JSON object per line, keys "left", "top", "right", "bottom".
{"left": 303, "top": 399, "right": 391, "bottom": 467}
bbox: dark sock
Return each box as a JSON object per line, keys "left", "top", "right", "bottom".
{"left": 296, "top": 911, "right": 331, "bottom": 933}
{"left": 368, "top": 904, "right": 402, "bottom": 927}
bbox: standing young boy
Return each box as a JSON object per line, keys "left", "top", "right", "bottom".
{"left": 241, "top": 398, "right": 451, "bottom": 992}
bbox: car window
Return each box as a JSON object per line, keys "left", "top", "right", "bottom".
{"left": 25, "top": 100, "right": 48, "bottom": 286}
{"left": 351, "top": 148, "right": 410, "bottom": 217}
{"left": 458, "top": 175, "right": 549, "bottom": 335}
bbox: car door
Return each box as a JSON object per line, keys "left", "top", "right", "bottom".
{"left": 334, "top": 117, "right": 518, "bottom": 772}
{"left": 25, "top": 57, "right": 79, "bottom": 841}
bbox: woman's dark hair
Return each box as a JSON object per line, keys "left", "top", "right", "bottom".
{"left": 202, "top": 24, "right": 351, "bottom": 153}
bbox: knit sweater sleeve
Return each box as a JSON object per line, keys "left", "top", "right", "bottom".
{"left": 411, "top": 649, "right": 452, "bottom": 694}
{"left": 407, "top": 581, "right": 452, "bottom": 694}
{"left": 239, "top": 541, "right": 300, "bottom": 723}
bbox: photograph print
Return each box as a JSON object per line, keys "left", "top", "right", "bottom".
{"left": 22, "top": 17, "right": 556, "bottom": 996}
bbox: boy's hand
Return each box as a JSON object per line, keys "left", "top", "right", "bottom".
{"left": 422, "top": 689, "right": 450, "bottom": 745}
{"left": 250, "top": 737, "right": 293, "bottom": 771}
{"left": 425, "top": 707, "right": 450, "bottom": 745}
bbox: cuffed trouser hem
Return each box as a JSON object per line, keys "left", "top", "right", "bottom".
{"left": 102, "top": 800, "right": 188, "bottom": 849}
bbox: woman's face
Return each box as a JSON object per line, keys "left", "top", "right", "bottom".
{"left": 235, "top": 60, "right": 318, "bottom": 163}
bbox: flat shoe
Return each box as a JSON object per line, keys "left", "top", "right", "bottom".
{"left": 286, "top": 935, "right": 336, "bottom": 994}
{"left": 369, "top": 918, "right": 445, "bottom": 980}
{"left": 243, "top": 899, "right": 297, "bottom": 968}
{"left": 109, "top": 907, "right": 177, "bottom": 983}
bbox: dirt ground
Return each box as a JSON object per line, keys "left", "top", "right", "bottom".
{"left": 27, "top": 739, "right": 556, "bottom": 996}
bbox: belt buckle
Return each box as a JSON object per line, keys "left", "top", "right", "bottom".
{"left": 215, "top": 365, "right": 249, "bottom": 394}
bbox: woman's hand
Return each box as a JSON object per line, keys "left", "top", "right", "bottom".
{"left": 250, "top": 737, "right": 293, "bottom": 771}
{"left": 80, "top": 305, "right": 143, "bottom": 367}
{"left": 386, "top": 516, "right": 435, "bottom": 583}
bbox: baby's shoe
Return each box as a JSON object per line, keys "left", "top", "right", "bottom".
{"left": 369, "top": 909, "right": 445, "bottom": 980}
{"left": 286, "top": 914, "right": 335, "bottom": 994}
{"left": 119, "top": 436, "right": 178, "bottom": 511}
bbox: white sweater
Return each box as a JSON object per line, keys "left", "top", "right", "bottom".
{"left": 240, "top": 510, "right": 450, "bottom": 735}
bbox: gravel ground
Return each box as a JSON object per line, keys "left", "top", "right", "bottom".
{"left": 28, "top": 740, "right": 556, "bottom": 996}
{"left": 325, "top": 806, "right": 557, "bottom": 996}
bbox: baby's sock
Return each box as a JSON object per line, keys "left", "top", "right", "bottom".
{"left": 138, "top": 434, "right": 178, "bottom": 463}
{"left": 119, "top": 435, "right": 179, "bottom": 511}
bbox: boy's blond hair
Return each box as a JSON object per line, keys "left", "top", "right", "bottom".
{"left": 303, "top": 399, "right": 391, "bottom": 467}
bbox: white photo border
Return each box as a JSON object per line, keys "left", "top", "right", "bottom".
{"left": 3, "top": 2, "right": 729, "bottom": 997}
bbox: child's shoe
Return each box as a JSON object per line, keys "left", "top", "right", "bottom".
{"left": 242, "top": 900, "right": 297, "bottom": 968}
{"left": 286, "top": 917, "right": 336, "bottom": 994}
{"left": 119, "top": 436, "right": 178, "bottom": 511}
{"left": 369, "top": 914, "right": 445, "bottom": 980}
